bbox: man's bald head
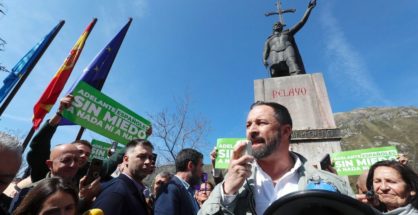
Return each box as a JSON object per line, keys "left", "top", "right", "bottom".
{"left": 46, "top": 144, "right": 80, "bottom": 181}
{"left": 50, "top": 144, "right": 79, "bottom": 160}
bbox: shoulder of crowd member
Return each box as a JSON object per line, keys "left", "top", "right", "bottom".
{"left": 93, "top": 177, "right": 127, "bottom": 204}
{"left": 158, "top": 179, "right": 181, "bottom": 196}
{"left": 91, "top": 181, "right": 125, "bottom": 214}
{"left": 100, "top": 148, "right": 126, "bottom": 179}
{"left": 294, "top": 152, "right": 354, "bottom": 197}
{"left": 154, "top": 184, "right": 181, "bottom": 215}
{"left": 7, "top": 185, "right": 33, "bottom": 213}
{"left": 198, "top": 181, "right": 242, "bottom": 215}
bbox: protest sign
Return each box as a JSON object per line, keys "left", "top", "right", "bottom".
{"left": 331, "top": 146, "right": 398, "bottom": 176}
{"left": 89, "top": 139, "right": 124, "bottom": 161}
{"left": 62, "top": 81, "right": 151, "bottom": 145}
{"left": 215, "top": 138, "right": 245, "bottom": 169}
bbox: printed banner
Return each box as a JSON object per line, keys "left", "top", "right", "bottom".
{"left": 90, "top": 139, "right": 124, "bottom": 161}
{"left": 215, "top": 138, "right": 245, "bottom": 169}
{"left": 331, "top": 146, "right": 398, "bottom": 176}
{"left": 62, "top": 81, "right": 151, "bottom": 144}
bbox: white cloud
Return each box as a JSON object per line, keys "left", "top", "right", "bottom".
{"left": 124, "top": 0, "right": 148, "bottom": 19}
{"left": 319, "top": 2, "right": 390, "bottom": 106}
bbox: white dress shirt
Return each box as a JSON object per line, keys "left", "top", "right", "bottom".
{"left": 221, "top": 154, "right": 302, "bottom": 214}
{"left": 254, "top": 154, "right": 302, "bottom": 215}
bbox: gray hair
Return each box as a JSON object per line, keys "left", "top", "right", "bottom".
{"left": 0, "top": 132, "right": 22, "bottom": 160}
{"left": 156, "top": 171, "right": 173, "bottom": 179}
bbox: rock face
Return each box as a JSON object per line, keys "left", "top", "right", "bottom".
{"left": 334, "top": 106, "right": 418, "bottom": 170}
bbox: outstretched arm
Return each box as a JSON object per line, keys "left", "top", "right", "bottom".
{"left": 290, "top": 0, "right": 316, "bottom": 33}
{"left": 27, "top": 94, "right": 74, "bottom": 182}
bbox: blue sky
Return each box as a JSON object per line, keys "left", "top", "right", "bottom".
{"left": 0, "top": 0, "right": 417, "bottom": 165}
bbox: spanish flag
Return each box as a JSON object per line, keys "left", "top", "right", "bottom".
{"left": 32, "top": 18, "right": 97, "bottom": 129}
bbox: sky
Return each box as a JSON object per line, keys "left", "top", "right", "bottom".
{"left": 0, "top": 0, "right": 417, "bottom": 166}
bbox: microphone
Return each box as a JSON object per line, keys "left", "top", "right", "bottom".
{"left": 82, "top": 208, "right": 104, "bottom": 215}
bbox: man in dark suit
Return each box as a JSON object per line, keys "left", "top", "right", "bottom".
{"left": 154, "top": 148, "right": 204, "bottom": 215}
{"left": 92, "top": 139, "right": 155, "bottom": 215}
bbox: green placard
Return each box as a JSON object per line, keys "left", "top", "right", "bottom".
{"left": 62, "top": 81, "right": 151, "bottom": 145}
{"left": 215, "top": 138, "right": 246, "bottom": 169}
{"left": 90, "top": 139, "right": 124, "bottom": 161}
{"left": 331, "top": 146, "right": 398, "bottom": 176}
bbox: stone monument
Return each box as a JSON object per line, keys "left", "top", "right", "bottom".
{"left": 263, "top": 0, "right": 316, "bottom": 77}
{"left": 256, "top": 0, "right": 343, "bottom": 168}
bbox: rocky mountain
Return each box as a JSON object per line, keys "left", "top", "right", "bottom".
{"left": 334, "top": 106, "right": 418, "bottom": 170}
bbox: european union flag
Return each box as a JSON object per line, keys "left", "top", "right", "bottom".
{"left": 68, "top": 18, "right": 132, "bottom": 92}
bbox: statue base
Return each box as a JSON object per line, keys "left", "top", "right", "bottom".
{"left": 254, "top": 73, "right": 343, "bottom": 167}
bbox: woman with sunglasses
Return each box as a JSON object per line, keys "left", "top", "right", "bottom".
{"left": 195, "top": 182, "right": 215, "bottom": 208}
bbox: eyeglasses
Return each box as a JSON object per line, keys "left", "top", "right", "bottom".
{"left": 198, "top": 188, "right": 213, "bottom": 192}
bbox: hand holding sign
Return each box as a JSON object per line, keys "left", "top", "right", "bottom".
{"left": 58, "top": 94, "right": 74, "bottom": 112}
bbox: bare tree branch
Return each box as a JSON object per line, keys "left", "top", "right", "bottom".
{"left": 148, "top": 95, "right": 210, "bottom": 163}
{"left": 0, "top": 3, "right": 7, "bottom": 71}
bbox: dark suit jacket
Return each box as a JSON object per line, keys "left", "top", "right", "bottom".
{"left": 154, "top": 176, "right": 198, "bottom": 215}
{"left": 92, "top": 174, "right": 149, "bottom": 215}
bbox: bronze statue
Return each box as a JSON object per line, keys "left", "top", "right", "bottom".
{"left": 263, "top": 0, "right": 316, "bottom": 77}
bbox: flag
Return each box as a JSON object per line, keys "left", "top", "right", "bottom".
{"left": 0, "top": 21, "right": 64, "bottom": 104}
{"left": 69, "top": 18, "right": 132, "bottom": 92}
{"left": 59, "top": 18, "right": 133, "bottom": 126}
{"left": 32, "top": 18, "right": 97, "bottom": 129}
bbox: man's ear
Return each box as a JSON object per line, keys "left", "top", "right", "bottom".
{"left": 45, "top": 160, "right": 53, "bottom": 171}
{"left": 123, "top": 155, "right": 129, "bottom": 167}
{"left": 187, "top": 161, "right": 195, "bottom": 171}
{"left": 281, "top": 124, "right": 292, "bottom": 140}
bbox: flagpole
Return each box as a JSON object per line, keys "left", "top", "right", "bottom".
{"left": 73, "top": 18, "right": 133, "bottom": 140}
{"left": 0, "top": 20, "right": 65, "bottom": 117}
{"left": 75, "top": 126, "right": 85, "bottom": 141}
{"left": 21, "top": 126, "right": 36, "bottom": 151}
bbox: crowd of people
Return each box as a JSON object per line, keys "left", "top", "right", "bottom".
{"left": 0, "top": 95, "right": 417, "bottom": 215}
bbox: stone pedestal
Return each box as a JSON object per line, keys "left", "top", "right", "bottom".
{"left": 254, "top": 73, "right": 342, "bottom": 166}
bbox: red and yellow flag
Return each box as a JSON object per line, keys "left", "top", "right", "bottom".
{"left": 32, "top": 18, "right": 97, "bottom": 129}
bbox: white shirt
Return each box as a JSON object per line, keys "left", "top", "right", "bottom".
{"left": 254, "top": 154, "right": 302, "bottom": 215}
{"left": 221, "top": 154, "right": 302, "bottom": 214}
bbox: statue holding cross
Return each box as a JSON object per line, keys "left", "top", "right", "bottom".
{"left": 263, "top": 0, "right": 316, "bottom": 77}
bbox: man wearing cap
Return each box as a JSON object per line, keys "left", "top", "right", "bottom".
{"left": 199, "top": 101, "right": 353, "bottom": 215}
